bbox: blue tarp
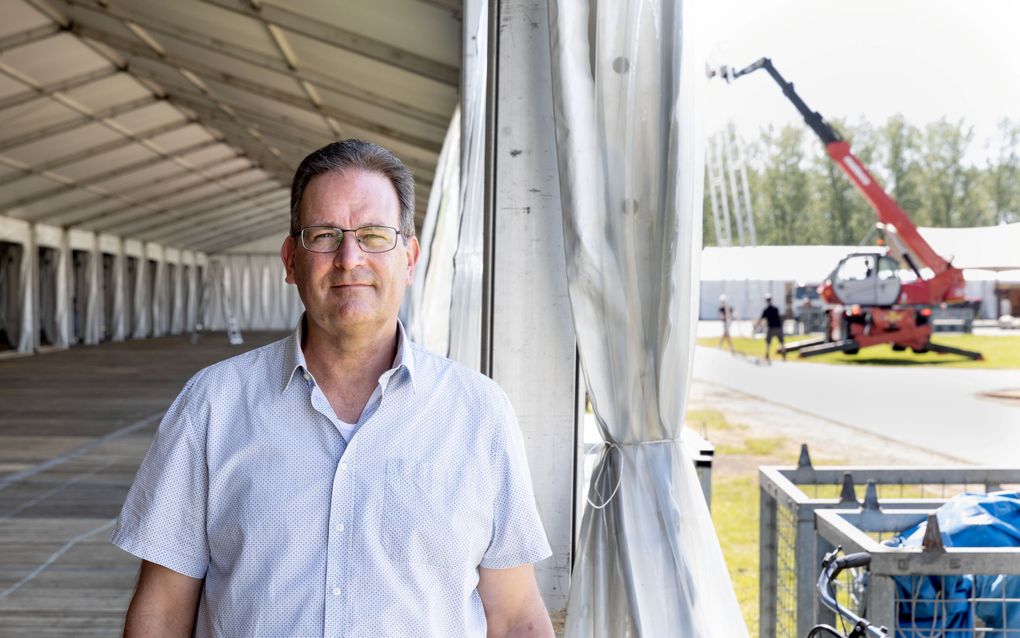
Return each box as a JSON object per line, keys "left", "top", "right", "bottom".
{"left": 884, "top": 491, "right": 1020, "bottom": 637}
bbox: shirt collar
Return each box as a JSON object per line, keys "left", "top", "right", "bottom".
{"left": 282, "top": 315, "right": 417, "bottom": 394}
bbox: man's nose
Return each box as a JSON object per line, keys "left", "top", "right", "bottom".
{"left": 333, "top": 232, "right": 365, "bottom": 268}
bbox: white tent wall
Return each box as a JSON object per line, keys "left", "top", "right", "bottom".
{"left": 67, "top": 228, "right": 101, "bottom": 346}
{"left": 165, "top": 248, "right": 185, "bottom": 335}
{"left": 0, "top": 240, "right": 23, "bottom": 350}
{"left": 202, "top": 254, "right": 301, "bottom": 332}
{"left": 445, "top": 0, "right": 487, "bottom": 369}
{"left": 0, "top": 217, "right": 33, "bottom": 353}
{"left": 85, "top": 234, "right": 103, "bottom": 345}
{"left": 109, "top": 238, "right": 129, "bottom": 342}
{"left": 0, "top": 215, "right": 224, "bottom": 353}
{"left": 699, "top": 280, "right": 786, "bottom": 322}
{"left": 124, "top": 240, "right": 147, "bottom": 340}
{"left": 700, "top": 245, "right": 1017, "bottom": 321}
{"left": 405, "top": 110, "right": 461, "bottom": 355}
{"left": 147, "top": 243, "right": 168, "bottom": 338}
{"left": 35, "top": 224, "right": 70, "bottom": 348}
{"left": 183, "top": 251, "right": 200, "bottom": 333}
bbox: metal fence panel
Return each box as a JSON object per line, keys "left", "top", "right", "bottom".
{"left": 758, "top": 452, "right": 1020, "bottom": 638}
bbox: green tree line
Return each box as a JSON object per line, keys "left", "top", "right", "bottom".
{"left": 704, "top": 116, "right": 1020, "bottom": 246}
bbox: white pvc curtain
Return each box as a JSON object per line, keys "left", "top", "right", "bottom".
{"left": 403, "top": 1, "right": 487, "bottom": 369}
{"left": 549, "top": 0, "right": 747, "bottom": 636}
{"left": 83, "top": 235, "right": 103, "bottom": 345}
{"left": 151, "top": 252, "right": 169, "bottom": 338}
{"left": 406, "top": 108, "right": 460, "bottom": 355}
{"left": 202, "top": 255, "right": 301, "bottom": 332}
{"left": 111, "top": 242, "right": 128, "bottom": 341}
{"left": 131, "top": 256, "right": 149, "bottom": 339}
{"left": 445, "top": 0, "right": 487, "bottom": 368}
{"left": 17, "top": 232, "right": 35, "bottom": 353}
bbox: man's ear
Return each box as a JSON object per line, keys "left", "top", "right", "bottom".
{"left": 404, "top": 236, "right": 421, "bottom": 284}
{"left": 281, "top": 236, "right": 297, "bottom": 284}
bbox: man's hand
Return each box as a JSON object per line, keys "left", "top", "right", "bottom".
{"left": 477, "top": 564, "right": 554, "bottom": 638}
{"left": 123, "top": 560, "right": 203, "bottom": 637}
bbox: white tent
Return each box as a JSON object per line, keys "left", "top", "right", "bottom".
{"left": 699, "top": 225, "right": 1020, "bottom": 320}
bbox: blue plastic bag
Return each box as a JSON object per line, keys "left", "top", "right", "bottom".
{"left": 885, "top": 492, "right": 1020, "bottom": 637}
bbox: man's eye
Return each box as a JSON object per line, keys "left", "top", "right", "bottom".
{"left": 312, "top": 231, "right": 337, "bottom": 241}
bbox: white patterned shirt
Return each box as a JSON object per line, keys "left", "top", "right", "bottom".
{"left": 111, "top": 320, "right": 551, "bottom": 637}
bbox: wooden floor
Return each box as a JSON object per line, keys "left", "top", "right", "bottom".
{"left": 0, "top": 331, "right": 287, "bottom": 637}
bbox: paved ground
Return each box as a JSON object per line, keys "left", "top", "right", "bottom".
{"left": 692, "top": 343, "right": 1020, "bottom": 465}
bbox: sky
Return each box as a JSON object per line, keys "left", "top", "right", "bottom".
{"left": 700, "top": 0, "right": 1020, "bottom": 166}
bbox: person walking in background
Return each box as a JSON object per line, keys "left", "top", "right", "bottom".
{"left": 718, "top": 294, "right": 736, "bottom": 354}
{"left": 755, "top": 293, "right": 786, "bottom": 362}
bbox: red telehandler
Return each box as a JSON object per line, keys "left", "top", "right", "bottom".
{"left": 714, "top": 57, "right": 982, "bottom": 360}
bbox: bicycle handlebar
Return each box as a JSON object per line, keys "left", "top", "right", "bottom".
{"left": 812, "top": 548, "right": 889, "bottom": 638}
{"left": 836, "top": 552, "right": 872, "bottom": 570}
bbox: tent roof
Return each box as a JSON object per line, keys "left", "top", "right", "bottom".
{"left": 0, "top": 0, "right": 460, "bottom": 253}
{"left": 917, "top": 223, "right": 1020, "bottom": 271}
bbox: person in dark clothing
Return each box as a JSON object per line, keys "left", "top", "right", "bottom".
{"left": 755, "top": 294, "right": 785, "bottom": 361}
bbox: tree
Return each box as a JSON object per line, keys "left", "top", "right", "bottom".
{"left": 756, "top": 124, "right": 814, "bottom": 244}
{"left": 876, "top": 114, "right": 925, "bottom": 222}
{"left": 815, "top": 118, "right": 878, "bottom": 244}
{"left": 919, "top": 118, "right": 975, "bottom": 227}
{"left": 985, "top": 117, "right": 1020, "bottom": 224}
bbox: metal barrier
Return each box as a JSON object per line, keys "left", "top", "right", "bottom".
{"left": 932, "top": 304, "right": 977, "bottom": 333}
{"left": 758, "top": 446, "right": 1020, "bottom": 638}
{"left": 816, "top": 507, "right": 1020, "bottom": 636}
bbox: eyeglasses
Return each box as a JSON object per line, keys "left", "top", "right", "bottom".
{"left": 298, "top": 225, "right": 402, "bottom": 254}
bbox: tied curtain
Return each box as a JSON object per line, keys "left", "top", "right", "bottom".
{"left": 549, "top": 0, "right": 748, "bottom": 635}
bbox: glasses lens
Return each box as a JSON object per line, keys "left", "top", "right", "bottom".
{"left": 301, "top": 227, "right": 341, "bottom": 253}
{"left": 355, "top": 226, "right": 398, "bottom": 253}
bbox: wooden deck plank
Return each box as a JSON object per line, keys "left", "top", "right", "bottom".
{"left": 0, "top": 332, "right": 287, "bottom": 634}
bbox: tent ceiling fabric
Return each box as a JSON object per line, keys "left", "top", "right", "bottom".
{"left": 0, "top": 0, "right": 460, "bottom": 252}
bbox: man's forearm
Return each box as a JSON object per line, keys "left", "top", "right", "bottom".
{"left": 498, "top": 612, "right": 555, "bottom": 638}
{"left": 123, "top": 561, "right": 201, "bottom": 638}
{"left": 124, "top": 606, "right": 195, "bottom": 638}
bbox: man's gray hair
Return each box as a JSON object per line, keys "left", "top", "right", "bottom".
{"left": 290, "top": 139, "right": 416, "bottom": 237}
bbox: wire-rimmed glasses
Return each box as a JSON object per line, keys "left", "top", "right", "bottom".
{"left": 298, "top": 225, "right": 402, "bottom": 253}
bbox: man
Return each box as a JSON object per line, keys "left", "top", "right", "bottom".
{"left": 755, "top": 293, "right": 785, "bottom": 362}
{"left": 717, "top": 293, "right": 735, "bottom": 354}
{"left": 111, "top": 139, "right": 554, "bottom": 637}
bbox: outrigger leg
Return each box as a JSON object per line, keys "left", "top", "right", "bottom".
{"left": 926, "top": 341, "right": 984, "bottom": 361}
{"left": 780, "top": 337, "right": 829, "bottom": 356}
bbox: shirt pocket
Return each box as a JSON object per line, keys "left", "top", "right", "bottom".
{"left": 382, "top": 458, "right": 487, "bottom": 570}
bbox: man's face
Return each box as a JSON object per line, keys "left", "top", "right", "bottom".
{"left": 281, "top": 169, "right": 419, "bottom": 339}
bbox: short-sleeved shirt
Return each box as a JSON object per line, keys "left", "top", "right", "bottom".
{"left": 761, "top": 304, "right": 782, "bottom": 329}
{"left": 111, "top": 320, "right": 551, "bottom": 637}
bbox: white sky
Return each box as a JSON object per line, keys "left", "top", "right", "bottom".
{"left": 700, "top": 0, "right": 1020, "bottom": 165}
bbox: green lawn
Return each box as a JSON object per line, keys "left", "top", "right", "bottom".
{"left": 712, "top": 475, "right": 760, "bottom": 636}
{"left": 699, "top": 334, "right": 1020, "bottom": 368}
{"left": 701, "top": 407, "right": 849, "bottom": 636}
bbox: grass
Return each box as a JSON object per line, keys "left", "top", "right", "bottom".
{"left": 699, "top": 333, "right": 1020, "bottom": 368}
{"left": 712, "top": 474, "right": 761, "bottom": 635}
{"left": 698, "top": 407, "right": 847, "bottom": 636}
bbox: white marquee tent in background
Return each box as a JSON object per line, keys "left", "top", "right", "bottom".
{"left": 700, "top": 222, "right": 1020, "bottom": 321}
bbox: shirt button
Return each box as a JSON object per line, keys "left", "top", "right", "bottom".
{"left": 303, "top": 373, "right": 311, "bottom": 382}
{"left": 339, "top": 462, "right": 348, "bottom": 471}
{"left": 332, "top": 586, "right": 342, "bottom": 596}
{"left": 335, "top": 523, "right": 345, "bottom": 532}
